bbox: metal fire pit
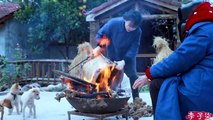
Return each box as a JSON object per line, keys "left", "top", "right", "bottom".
{"left": 66, "top": 96, "right": 129, "bottom": 114}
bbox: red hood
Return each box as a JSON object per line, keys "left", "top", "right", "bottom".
{"left": 182, "top": 2, "right": 213, "bottom": 39}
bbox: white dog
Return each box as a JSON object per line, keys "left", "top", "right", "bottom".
{"left": 5, "top": 83, "right": 23, "bottom": 115}
{"left": 21, "top": 88, "right": 40, "bottom": 120}
{"left": 152, "top": 36, "right": 173, "bottom": 65}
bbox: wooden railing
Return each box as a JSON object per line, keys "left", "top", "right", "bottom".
{"left": 7, "top": 59, "right": 71, "bottom": 85}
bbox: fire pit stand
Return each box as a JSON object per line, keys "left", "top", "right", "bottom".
{"left": 67, "top": 109, "right": 128, "bottom": 120}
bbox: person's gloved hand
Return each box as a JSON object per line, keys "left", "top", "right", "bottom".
{"left": 114, "top": 60, "right": 125, "bottom": 70}
{"left": 92, "top": 46, "right": 102, "bottom": 57}
{"left": 92, "top": 46, "right": 103, "bottom": 57}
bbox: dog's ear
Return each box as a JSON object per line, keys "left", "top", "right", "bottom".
{"left": 77, "top": 43, "right": 84, "bottom": 54}
{"left": 32, "top": 89, "right": 39, "bottom": 93}
{"left": 77, "top": 42, "right": 92, "bottom": 55}
{"left": 152, "top": 36, "right": 159, "bottom": 48}
{"left": 84, "top": 42, "right": 92, "bottom": 54}
{"left": 15, "top": 83, "right": 20, "bottom": 89}
{"left": 32, "top": 89, "right": 36, "bottom": 92}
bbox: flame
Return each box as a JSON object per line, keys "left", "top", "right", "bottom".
{"left": 62, "top": 63, "right": 119, "bottom": 99}
{"left": 99, "top": 35, "right": 110, "bottom": 46}
{"left": 62, "top": 40, "right": 123, "bottom": 99}
{"left": 95, "top": 65, "right": 116, "bottom": 99}
{"left": 96, "top": 66, "right": 111, "bottom": 92}
{"left": 60, "top": 76, "right": 92, "bottom": 94}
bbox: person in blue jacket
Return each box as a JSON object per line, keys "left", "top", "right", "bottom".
{"left": 95, "top": 10, "right": 142, "bottom": 100}
{"left": 133, "top": 1, "right": 213, "bottom": 120}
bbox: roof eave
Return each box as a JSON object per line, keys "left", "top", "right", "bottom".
{"left": 144, "top": 0, "right": 181, "bottom": 12}
{"left": 86, "top": 0, "right": 129, "bottom": 22}
{"left": 0, "top": 13, "right": 14, "bottom": 23}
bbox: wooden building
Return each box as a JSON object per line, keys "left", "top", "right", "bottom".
{"left": 86, "top": 0, "right": 181, "bottom": 72}
{"left": 0, "top": 2, "right": 20, "bottom": 59}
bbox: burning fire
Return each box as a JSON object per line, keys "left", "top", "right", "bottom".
{"left": 98, "top": 34, "right": 110, "bottom": 47}
{"left": 96, "top": 65, "right": 115, "bottom": 90}
{"left": 95, "top": 65, "right": 116, "bottom": 99}
{"left": 60, "top": 76, "right": 93, "bottom": 94}
{"left": 61, "top": 63, "right": 118, "bottom": 99}
{"left": 60, "top": 35, "right": 122, "bottom": 99}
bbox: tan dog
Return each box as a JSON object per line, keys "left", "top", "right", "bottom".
{"left": 21, "top": 88, "right": 40, "bottom": 120}
{"left": 152, "top": 36, "right": 173, "bottom": 65}
{"left": 5, "top": 83, "right": 23, "bottom": 115}
{"left": 0, "top": 99, "right": 12, "bottom": 120}
{"left": 69, "top": 42, "right": 93, "bottom": 78}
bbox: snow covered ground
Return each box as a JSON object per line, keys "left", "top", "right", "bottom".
{"left": 0, "top": 91, "right": 153, "bottom": 120}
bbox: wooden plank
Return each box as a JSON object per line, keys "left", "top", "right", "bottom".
{"left": 139, "top": 1, "right": 177, "bottom": 14}
{"left": 53, "top": 70, "right": 96, "bottom": 87}
{"left": 7, "top": 59, "right": 71, "bottom": 85}
{"left": 36, "top": 62, "right": 40, "bottom": 78}
{"left": 142, "top": 14, "right": 177, "bottom": 20}
{"left": 136, "top": 54, "right": 156, "bottom": 58}
{"left": 32, "top": 62, "right": 35, "bottom": 78}
{"left": 42, "top": 63, "right": 45, "bottom": 78}
{"left": 86, "top": 0, "right": 130, "bottom": 21}
{"left": 8, "top": 59, "right": 72, "bottom": 63}
{"left": 53, "top": 62, "right": 57, "bottom": 84}
{"left": 24, "top": 78, "right": 60, "bottom": 81}
{"left": 48, "top": 63, "right": 51, "bottom": 81}
{"left": 89, "top": 22, "right": 100, "bottom": 48}
{"left": 144, "top": 0, "right": 180, "bottom": 11}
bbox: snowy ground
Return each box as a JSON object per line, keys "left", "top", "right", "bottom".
{"left": 0, "top": 91, "right": 153, "bottom": 120}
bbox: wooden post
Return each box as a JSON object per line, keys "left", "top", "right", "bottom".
{"left": 89, "top": 21, "right": 100, "bottom": 48}
{"left": 42, "top": 63, "right": 45, "bottom": 78}
{"left": 36, "top": 62, "right": 40, "bottom": 80}
{"left": 135, "top": 1, "right": 140, "bottom": 11}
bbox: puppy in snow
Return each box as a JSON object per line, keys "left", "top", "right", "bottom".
{"left": 21, "top": 88, "right": 40, "bottom": 120}
{"left": 5, "top": 83, "right": 23, "bottom": 115}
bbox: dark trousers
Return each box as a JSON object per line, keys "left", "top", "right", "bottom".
{"left": 124, "top": 57, "right": 139, "bottom": 100}
{"left": 149, "top": 78, "right": 165, "bottom": 115}
{"left": 128, "top": 75, "right": 139, "bottom": 99}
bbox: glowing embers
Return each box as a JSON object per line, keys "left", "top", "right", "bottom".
{"left": 60, "top": 62, "right": 123, "bottom": 99}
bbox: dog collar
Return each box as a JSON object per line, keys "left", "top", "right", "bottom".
{"left": 11, "top": 93, "right": 17, "bottom": 100}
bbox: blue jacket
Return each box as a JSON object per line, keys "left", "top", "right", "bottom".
{"left": 96, "top": 18, "right": 142, "bottom": 61}
{"left": 151, "top": 22, "right": 213, "bottom": 119}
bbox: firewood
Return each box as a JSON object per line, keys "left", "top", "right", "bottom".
{"left": 53, "top": 70, "right": 96, "bottom": 87}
